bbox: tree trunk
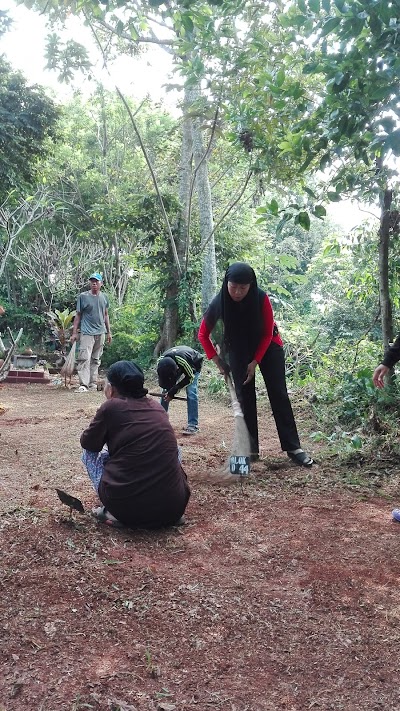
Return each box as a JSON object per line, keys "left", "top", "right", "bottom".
{"left": 155, "top": 81, "right": 218, "bottom": 352}
{"left": 179, "top": 87, "right": 193, "bottom": 270}
{"left": 153, "top": 89, "right": 193, "bottom": 355}
{"left": 154, "top": 278, "right": 180, "bottom": 357}
{"left": 188, "top": 85, "right": 217, "bottom": 312}
{"left": 378, "top": 188, "right": 393, "bottom": 348}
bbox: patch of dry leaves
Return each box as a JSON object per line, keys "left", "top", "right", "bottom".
{"left": 1, "top": 380, "right": 400, "bottom": 711}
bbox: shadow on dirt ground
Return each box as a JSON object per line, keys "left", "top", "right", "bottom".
{"left": 1, "top": 380, "right": 400, "bottom": 711}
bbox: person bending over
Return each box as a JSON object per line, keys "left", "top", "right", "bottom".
{"left": 157, "top": 345, "right": 204, "bottom": 435}
{"left": 198, "top": 262, "right": 313, "bottom": 467}
{"left": 81, "top": 360, "right": 190, "bottom": 528}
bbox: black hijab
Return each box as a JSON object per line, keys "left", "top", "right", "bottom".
{"left": 157, "top": 356, "right": 178, "bottom": 390}
{"left": 204, "top": 262, "right": 265, "bottom": 356}
{"left": 107, "top": 360, "right": 148, "bottom": 398}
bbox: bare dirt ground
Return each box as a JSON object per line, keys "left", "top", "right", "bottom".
{"left": 1, "top": 377, "right": 400, "bottom": 711}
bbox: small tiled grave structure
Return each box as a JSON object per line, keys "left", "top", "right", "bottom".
{"left": 0, "top": 329, "right": 50, "bottom": 385}
{"left": 5, "top": 366, "right": 51, "bottom": 385}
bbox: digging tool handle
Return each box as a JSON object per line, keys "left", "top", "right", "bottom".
{"left": 224, "top": 374, "right": 245, "bottom": 418}
{"left": 224, "top": 373, "right": 236, "bottom": 402}
{"left": 148, "top": 391, "right": 187, "bottom": 402}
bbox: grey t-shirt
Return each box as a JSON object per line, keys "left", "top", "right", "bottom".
{"left": 76, "top": 291, "right": 109, "bottom": 336}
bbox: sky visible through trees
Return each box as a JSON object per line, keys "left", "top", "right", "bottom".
{"left": 2, "top": 1, "right": 178, "bottom": 111}
{"left": 2, "top": 1, "right": 370, "bottom": 231}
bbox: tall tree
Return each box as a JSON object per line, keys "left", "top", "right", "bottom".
{"left": 18, "top": 0, "right": 256, "bottom": 346}
{"left": 196, "top": 0, "right": 400, "bottom": 344}
{"left": 0, "top": 57, "right": 59, "bottom": 201}
{"left": 282, "top": 0, "right": 400, "bottom": 346}
{"left": 39, "top": 90, "right": 181, "bottom": 305}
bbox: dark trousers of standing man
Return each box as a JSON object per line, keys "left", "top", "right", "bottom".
{"left": 229, "top": 341, "right": 300, "bottom": 455}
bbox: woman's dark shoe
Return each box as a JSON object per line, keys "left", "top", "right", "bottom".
{"left": 287, "top": 450, "right": 313, "bottom": 467}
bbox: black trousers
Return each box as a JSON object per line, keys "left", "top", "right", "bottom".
{"left": 229, "top": 341, "right": 300, "bottom": 454}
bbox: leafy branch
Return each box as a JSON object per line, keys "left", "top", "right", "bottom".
{"left": 85, "top": 12, "right": 182, "bottom": 277}
{"left": 0, "top": 191, "right": 55, "bottom": 279}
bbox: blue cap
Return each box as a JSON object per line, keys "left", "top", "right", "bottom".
{"left": 89, "top": 272, "right": 103, "bottom": 281}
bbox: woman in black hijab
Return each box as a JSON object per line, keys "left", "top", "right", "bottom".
{"left": 198, "top": 263, "right": 313, "bottom": 466}
{"left": 80, "top": 360, "right": 190, "bottom": 528}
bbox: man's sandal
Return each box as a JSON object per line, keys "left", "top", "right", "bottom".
{"left": 91, "top": 505, "right": 124, "bottom": 528}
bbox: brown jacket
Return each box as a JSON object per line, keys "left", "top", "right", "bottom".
{"left": 81, "top": 396, "right": 190, "bottom": 527}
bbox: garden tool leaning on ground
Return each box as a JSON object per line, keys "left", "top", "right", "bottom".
{"left": 224, "top": 372, "right": 251, "bottom": 477}
{"left": 60, "top": 342, "right": 76, "bottom": 387}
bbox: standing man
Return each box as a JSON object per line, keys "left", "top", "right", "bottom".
{"left": 157, "top": 346, "right": 203, "bottom": 435}
{"left": 71, "top": 273, "right": 112, "bottom": 393}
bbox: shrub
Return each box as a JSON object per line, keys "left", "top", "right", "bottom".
{"left": 102, "top": 332, "right": 145, "bottom": 369}
{"left": 309, "top": 339, "right": 400, "bottom": 435}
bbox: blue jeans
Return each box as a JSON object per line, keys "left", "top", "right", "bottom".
{"left": 161, "top": 371, "right": 200, "bottom": 428}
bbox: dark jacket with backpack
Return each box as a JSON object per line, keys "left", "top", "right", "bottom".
{"left": 158, "top": 346, "right": 203, "bottom": 399}
{"left": 382, "top": 335, "right": 400, "bottom": 368}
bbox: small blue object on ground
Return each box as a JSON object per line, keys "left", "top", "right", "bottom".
{"left": 392, "top": 509, "right": 400, "bottom": 522}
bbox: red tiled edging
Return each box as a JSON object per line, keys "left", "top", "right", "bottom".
{"left": 4, "top": 369, "right": 51, "bottom": 385}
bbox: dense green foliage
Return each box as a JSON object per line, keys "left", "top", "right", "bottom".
{"left": 3, "top": 0, "right": 400, "bottom": 461}
{"left": 0, "top": 57, "right": 59, "bottom": 201}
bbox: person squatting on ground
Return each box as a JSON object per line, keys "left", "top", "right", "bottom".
{"left": 198, "top": 262, "right": 313, "bottom": 467}
{"left": 373, "top": 334, "right": 400, "bottom": 389}
{"left": 157, "top": 346, "right": 204, "bottom": 435}
{"left": 80, "top": 360, "right": 190, "bottom": 529}
{"left": 71, "top": 273, "right": 112, "bottom": 393}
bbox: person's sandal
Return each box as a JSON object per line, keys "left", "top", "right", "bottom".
{"left": 174, "top": 515, "right": 186, "bottom": 526}
{"left": 287, "top": 450, "right": 314, "bottom": 467}
{"left": 91, "top": 505, "right": 124, "bottom": 528}
{"left": 182, "top": 426, "right": 199, "bottom": 435}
